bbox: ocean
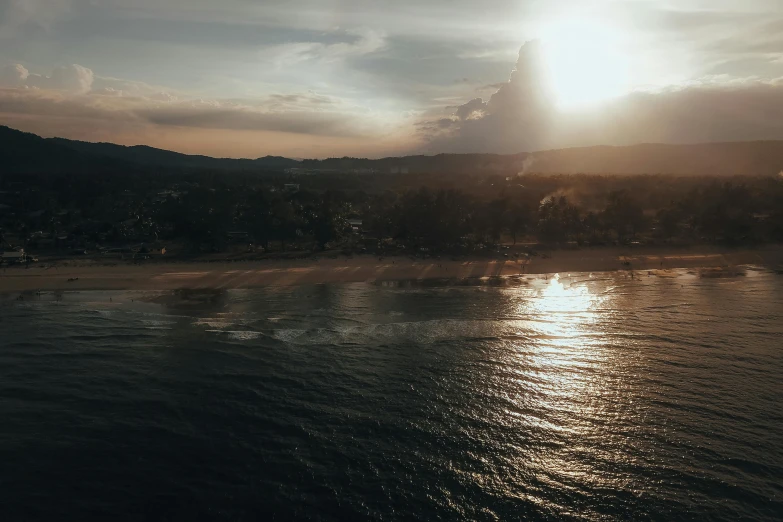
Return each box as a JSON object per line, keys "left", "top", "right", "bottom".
{"left": 1, "top": 270, "right": 782, "bottom": 521}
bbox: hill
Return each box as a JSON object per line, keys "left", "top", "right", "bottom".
{"left": 304, "top": 142, "right": 783, "bottom": 176}
{"left": 0, "top": 126, "right": 132, "bottom": 175}
{"left": 528, "top": 142, "right": 783, "bottom": 177}
{"left": 1, "top": 125, "right": 782, "bottom": 176}
{"left": 47, "top": 137, "right": 299, "bottom": 171}
{"left": 0, "top": 126, "right": 298, "bottom": 174}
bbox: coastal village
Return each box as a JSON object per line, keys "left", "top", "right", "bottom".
{"left": 2, "top": 169, "right": 782, "bottom": 271}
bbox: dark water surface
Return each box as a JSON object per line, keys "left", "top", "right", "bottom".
{"left": 1, "top": 270, "right": 782, "bottom": 521}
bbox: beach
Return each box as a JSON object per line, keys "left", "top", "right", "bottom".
{"left": 1, "top": 245, "right": 781, "bottom": 293}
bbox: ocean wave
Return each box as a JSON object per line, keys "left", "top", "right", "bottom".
{"left": 205, "top": 329, "right": 263, "bottom": 341}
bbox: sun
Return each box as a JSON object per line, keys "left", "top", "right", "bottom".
{"left": 540, "top": 19, "right": 631, "bottom": 109}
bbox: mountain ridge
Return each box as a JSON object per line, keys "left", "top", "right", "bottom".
{"left": 2, "top": 125, "right": 782, "bottom": 176}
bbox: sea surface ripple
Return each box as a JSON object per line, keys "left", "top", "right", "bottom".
{"left": 1, "top": 269, "right": 782, "bottom": 521}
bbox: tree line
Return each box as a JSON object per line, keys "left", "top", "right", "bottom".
{"left": 2, "top": 171, "right": 782, "bottom": 254}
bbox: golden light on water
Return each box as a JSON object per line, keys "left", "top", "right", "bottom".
{"left": 528, "top": 274, "right": 603, "bottom": 347}
{"left": 524, "top": 274, "right": 605, "bottom": 411}
{"left": 535, "top": 274, "right": 597, "bottom": 316}
{"left": 513, "top": 274, "right": 616, "bottom": 490}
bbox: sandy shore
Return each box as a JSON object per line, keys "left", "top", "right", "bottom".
{"left": 1, "top": 246, "right": 781, "bottom": 293}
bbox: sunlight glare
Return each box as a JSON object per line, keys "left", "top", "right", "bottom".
{"left": 536, "top": 274, "right": 595, "bottom": 315}
{"left": 540, "top": 19, "right": 631, "bottom": 109}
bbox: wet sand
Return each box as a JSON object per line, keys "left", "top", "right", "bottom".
{"left": 1, "top": 246, "right": 781, "bottom": 293}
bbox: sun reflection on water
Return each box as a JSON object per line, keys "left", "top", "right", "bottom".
{"left": 524, "top": 274, "right": 603, "bottom": 397}
{"left": 507, "top": 274, "right": 622, "bottom": 498}
{"left": 532, "top": 274, "right": 602, "bottom": 339}
{"left": 506, "top": 274, "right": 608, "bottom": 421}
{"left": 539, "top": 274, "right": 595, "bottom": 309}
{"left": 505, "top": 274, "right": 612, "bottom": 449}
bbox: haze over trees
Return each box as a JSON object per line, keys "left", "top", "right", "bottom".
{"left": 2, "top": 165, "right": 782, "bottom": 258}
{"left": 2, "top": 127, "right": 782, "bottom": 257}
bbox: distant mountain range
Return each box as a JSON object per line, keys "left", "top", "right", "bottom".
{"left": 0, "top": 126, "right": 299, "bottom": 175}
{"left": 2, "top": 125, "right": 782, "bottom": 176}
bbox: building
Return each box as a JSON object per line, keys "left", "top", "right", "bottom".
{"left": 348, "top": 219, "right": 363, "bottom": 233}
{"left": 1, "top": 248, "right": 25, "bottom": 264}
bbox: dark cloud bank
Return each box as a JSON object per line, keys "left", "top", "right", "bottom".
{"left": 421, "top": 41, "right": 783, "bottom": 154}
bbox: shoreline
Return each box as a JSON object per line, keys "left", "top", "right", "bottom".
{"left": 1, "top": 246, "right": 781, "bottom": 293}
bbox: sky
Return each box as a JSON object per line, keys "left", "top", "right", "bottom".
{"left": 0, "top": 0, "right": 782, "bottom": 158}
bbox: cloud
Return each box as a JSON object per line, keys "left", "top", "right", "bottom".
{"left": 478, "top": 82, "right": 507, "bottom": 91}
{"left": 595, "top": 81, "right": 783, "bottom": 144}
{"left": 261, "top": 28, "right": 385, "bottom": 67}
{"left": 92, "top": 87, "right": 123, "bottom": 97}
{"left": 418, "top": 40, "right": 555, "bottom": 152}
{"left": 91, "top": 76, "right": 184, "bottom": 101}
{"left": 0, "top": 70, "right": 374, "bottom": 141}
{"left": 4, "top": 63, "right": 95, "bottom": 93}
{"left": 415, "top": 117, "right": 459, "bottom": 135}
{"left": 0, "top": 86, "right": 413, "bottom": 158}
{"left": 0, "top": 64, "right": 29, "bottom": 86}
{"left": 0, "top": 0, "right": 73, "bottom": 37}
{"left": 267, "top": 92, "right": 336, "bottom": 110}
{"left": 454, "top": 97, "right": 486, "bottom": 120}
{"left": 420, "top": 41, "right": 783, "bottom": 153}
{"left": 136, "top": 101, "right": 363, "bottom": 137}
{"left": 3, "top": 66, "right": 179, "bottom": 100}
{"left": 147, "top": 91, "right": 178, "bottom": 102}
{"left": 0, "top": 87, "right": 129, "bottom": 122}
